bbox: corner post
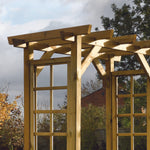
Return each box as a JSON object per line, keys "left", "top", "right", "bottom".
{"left": 67, "top": 35, "right": 82, "bottom": 150}
{"left": 105, "top": 57, "right": 114, "bottom": 150}
{"left": 24, "top": 46, "right": 33, "bottom": 150}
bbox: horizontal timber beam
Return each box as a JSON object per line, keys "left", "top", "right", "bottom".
{"left": 30, "top": 57, "right": 71, "bottom": 66}
{"left": 8, "top": 25, "right": 92, "bottom": 46}
{"left": 83, "top": 30, "right": 114, "bottom": 43}
{"left": 104, "top": 34, "right": 136, "bottom": 47}
{"left": 34, "top": 132, "right": 67, "bottom": 136}
{"left": 34, "top": 110, "right": 67, "bottom": 114}
{"left": 134, "top": 40, "right": 150, "bottom": 48}
{"left": 33, "top": 86, "right": 67, "bottom": 91}
{"left": 63, "top": 30, "right": 114, "bottom": 44}
{"left": 100, "top": 46, "right": 149, "bottom": 56}
{"left": 112, "top": 69, "right": 145, "bottom": 76}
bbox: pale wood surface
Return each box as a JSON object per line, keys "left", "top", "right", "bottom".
{"left": 8, "top": 25, "right": 150, "bottom": 150}
{"left": 67, "top": 36, "right": 82, "bottom": 150}
{"left": 34, "top": 132, "right": 67, "bottom": 136}
{"left": 24, "top": 47, "right": 33, "bottom": 150}
{"left": 92, "top": 58, "right": 106, "bottom": 78}
{"left": 33, "top": 86, "right": 67, "bottom": 91}
{"left": 8, "top": 24, "right": 91, "bottom": 44}
{"left": 50, "top": 65, "right": 53, "bottom": 150}
{"left": 30, "top": 64, "right": 34, "bottom": 150}
{"left": 8, "top": 25, "right": 150, "bottom": 59}
{"left": 112, "top": 76, "right": 117, "bottom": 150}
{"left": 81, "top": 45, "right": 101, "bottom": 75}
{"left": 30, "top": 57, "right": 71, "bottom": 66}
{"left": 34, "top": 110, "right": 67, "bottom": 114}
{"left": 130, "top": 76, "right": 134, "bottom": 150}
{"left": 105, "top": 58, "right": 114, "bottom": 150}
{"left": 112, "top": 69, "right": 145, "bottom": 76}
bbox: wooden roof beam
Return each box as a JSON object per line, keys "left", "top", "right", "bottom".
{"left": 100, "top": 44, "right": 149, "bottom": 56}
{"left": 13, "top": 37, "right": 74, "bottom": 49}
{"left": 54, "top": 46, "right": 71, "bottom": 54}
{"left": 111, "top": 34, "right": 136, "bottom": 43}
{"left": 41, "top": 46, "right": 71, "bottom": 55}
{"left": 134, "top": 40, "right": 150, "bottom": 48}
{"left": 104, "top": 34, "right": 136, "bottom": 47}
{"left": 12, "top": 39, "right": 26, "bottom": 47}
{"left": 30, "top": 38, "right": 72, "bottom": 50}
{"left": 83, "top": 30, "right": 114, "bottom": 44}
{"left": 112, "top": 45, "right": 150, "bottom": 55}
{"left": 105, "top": 34, "right": 136, "bottom": 47}
{"left": 8, "top": 24, "right": 92, "bottom": 46}
{"left": 88, "top": 35, "right": 140, "bottom": 55}
{"left": 63, "top": 29, "right": 114, "bottom": 44}
{"left": 102, "top": 37, "right": 150, "bottom": 55}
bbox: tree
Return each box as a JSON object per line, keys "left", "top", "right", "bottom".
{"left": 101, "top": 0, "right": 150, "bottom": 40}
{"left": 0, "top": 93, "right": 17, "bottom": 129}
{"left": 101, "top": 0, "right": 150, "bottom": 71}
{"left": 81, "top": 104, "right": 105, "bottom": 150}
{"left": 0, "top": 94, "right": 24, "bottom": 150}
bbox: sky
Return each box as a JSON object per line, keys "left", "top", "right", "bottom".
{"left": 0, "top": 0, "right": 131, "bottom": 102}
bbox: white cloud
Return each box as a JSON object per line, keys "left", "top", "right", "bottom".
{"left": 0, "top": 19, "right": 52, "bottom": 96}
{"left": 0, "top": 0, "right": 133, "bottom": 98}
{"left": 73, "top": 0, "right": 132, "bottom": 30}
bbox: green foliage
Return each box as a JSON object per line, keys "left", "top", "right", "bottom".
{"left": 101, "top": 4, "right": 136, "bottom": 37}
{"left": 117, "top": 75, "right": 147, "bottom": 149}
{"left": 134, "top": 136, "right": 146, "bottom": 150}
{"left": 101, "top": 0, "right": 150, "bottom": 71}
{"left": 81, "top": 104, "right": 105, "bottom": 130}
{"left": 37, "top": 113, "right": 67, "bottom": 150}
{"left": 36, "top": 103, "right": 106, "bottom": 150}
{"left": 101, "top": 0, "right": 150, "bottom": 40}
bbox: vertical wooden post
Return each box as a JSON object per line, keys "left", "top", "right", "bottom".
{"left": 30, "top": 64, "right": 34, "bottom": 150}
{"left": 50, "top": 65, "right": 53, "bottom": 150}
{"left": 130, "top": 76, "right": 134, "bottom": 150}
{"left": 105, "top": 57, "right": 114, "bottom": 150}
{"left": 34, "top": 66, "right": 37, "bottom": 150}
{"left": 67, "top": 35, "right": 82, "bottom": 150}
{"left": 24, "top": 47, "right": 33, "bottom": 150}
{"left": 147, "top": 79, "right": 150, "bottom": 150}
{"left": 112, "top": 76, "right": 117, "bottom": 150}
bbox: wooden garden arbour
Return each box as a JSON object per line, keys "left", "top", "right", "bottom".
{"left": 8, "top": 24, "right": 150, "bottom": 150}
